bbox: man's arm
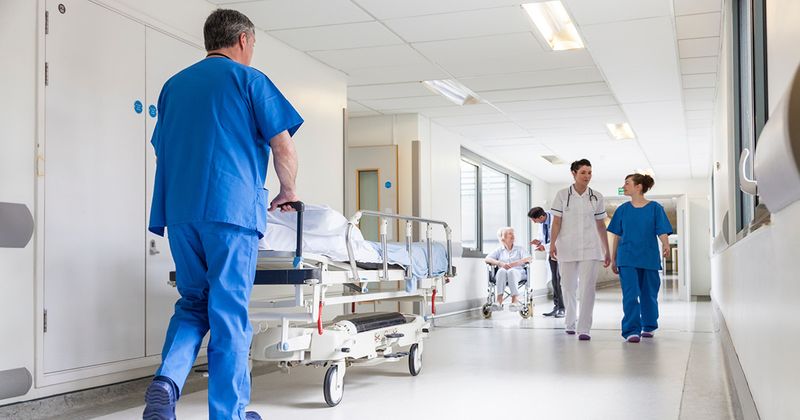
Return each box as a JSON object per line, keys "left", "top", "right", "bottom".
{"left": 609, "top": 233, "right": 619, "bottom": 274}
{"left": 268, "top": 130, "right": 299, "bottom": 211}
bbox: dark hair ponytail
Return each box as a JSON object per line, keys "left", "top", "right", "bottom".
{"left": 626, "top": 173, "right": 655, "bottom": 194}
{"left": 570, "top": 158, "right": 592, "bottom": 173}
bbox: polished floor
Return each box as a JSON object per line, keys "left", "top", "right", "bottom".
{"left": 83, "top": 280, "right": 735, "bottom": 419}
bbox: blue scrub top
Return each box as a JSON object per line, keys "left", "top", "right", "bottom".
{"left": 148, "top": 56, "right": 303, "bottom": 238}
{"left": 607, "top": 201, "right": 673, "bottom": 270}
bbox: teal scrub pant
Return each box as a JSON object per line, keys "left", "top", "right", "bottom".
{"left": 618, "top": 266, "right": 660, "bottom": 338}
{"left": 156, "top": 222, "right": 259, "bottom": 419}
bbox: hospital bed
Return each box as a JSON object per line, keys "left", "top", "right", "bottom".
{"left": 211, "top": 203, "right": 454, "bottom": 406}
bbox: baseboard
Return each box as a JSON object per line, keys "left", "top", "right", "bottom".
{"left": 712, "top": 300, "right": 760, "bottom": 420}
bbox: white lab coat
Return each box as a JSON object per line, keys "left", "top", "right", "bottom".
{"left": 550, "top": 186, "right": 607, "bottom": 262}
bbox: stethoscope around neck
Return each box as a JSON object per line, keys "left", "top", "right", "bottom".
{"left": 565, "top": 185, "right": 598, "bottom": 209}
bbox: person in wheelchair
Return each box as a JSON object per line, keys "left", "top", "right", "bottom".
{"left": 485, "top": 227, "right": 531, "bottom": 311}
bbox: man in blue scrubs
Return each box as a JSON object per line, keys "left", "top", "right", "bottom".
{"left": 143, "top": 9, "right": 303, "bottom": 420}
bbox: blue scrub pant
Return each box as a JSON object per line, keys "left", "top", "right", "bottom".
{"left": 156, "top": 222, "right": 259, "bottom": 420}
{"left": 618, "top": 266, "right": 660, "bottom": 338}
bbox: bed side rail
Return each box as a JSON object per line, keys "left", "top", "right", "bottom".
{"left": 345, "top": 210, "right": 454, "bottom": 285}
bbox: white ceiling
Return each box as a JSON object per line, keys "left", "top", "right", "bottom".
{"left": 205, "top": 0, "right": 722, "bottom": 183}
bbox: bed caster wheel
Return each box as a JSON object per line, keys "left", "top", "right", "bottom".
{"left": 481, "top": 304, "right": 492, "bottom": 319}
{"left": 323, "top": 364, "right": 344, "bottom": 407}
{"left": 408, "top": 343, "right": 422, "bottom": 376}
{"left": 520, "top": 303, "right": 533, "bottom": 319}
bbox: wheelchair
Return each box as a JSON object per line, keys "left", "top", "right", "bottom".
{"left": 481, "top": 264, "right": 534, "bottom": 319}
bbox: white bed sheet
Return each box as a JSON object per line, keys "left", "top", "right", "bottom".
{"left": 258, "top": 204, "right": 382, "bottom": 263}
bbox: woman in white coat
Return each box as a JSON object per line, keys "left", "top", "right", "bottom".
{"left": 549, "top": 159, "right": 611, "bottom": 340}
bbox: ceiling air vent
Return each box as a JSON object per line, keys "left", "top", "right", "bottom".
{"left": 541, "top": 155, "right": 565, "bottom": 165}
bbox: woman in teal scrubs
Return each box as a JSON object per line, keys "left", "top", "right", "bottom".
{"left": 607, "top": 174, "right": 672, "bottom": 343}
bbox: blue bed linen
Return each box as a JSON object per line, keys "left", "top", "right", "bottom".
{"left": 365, "top": 241, "right": 449, "bottom": 291}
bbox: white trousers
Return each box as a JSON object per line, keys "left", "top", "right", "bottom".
{"left": 559, "top": 260, "right": 600, "bottom": 334}
{"left": 495, "top": 268, "right": 521, "bottom": 299}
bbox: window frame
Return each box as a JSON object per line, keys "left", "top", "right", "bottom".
{"left": 732, "top": 0, "right": 768, "bottom": 237}
{"left": 460, "top": 147, "right": 532, "bottom": 257}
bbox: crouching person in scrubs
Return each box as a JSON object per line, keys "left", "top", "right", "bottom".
{"left": 143, "top": 9, "right": 303, "bottom": 420}
{"left": 549, "top": 159, "right": 611, "bottom": 340}
{"left": 485, "top": 227, "right": 530, "bottom": 311}
{"left": 607, "top": 174, "right": 672, "bottom": 343}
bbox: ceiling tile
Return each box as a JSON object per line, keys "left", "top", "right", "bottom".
{"left": 309, "top": 45, "right": 430, "bottom": 72}
{"left": 685, "top": 109, "right": 714, "bottom": 120}
{"left": 347, "top": 64, "right": 449, "bottom": 85}
{"left": 621, "top": 101, "right": 686, "bottom": 142}
{"left": 348, "top": 82, "right": 434, "bottom": 100}
{"left": 480, "top": 82, "right": 611, "bottom": 103}
{"left": 676, "top": 13, "right": 722, "bottom": 39}
{"left": 683, "top": 73, "right": 717, "bottom": 88}
{"left": 383, "top": 7, "right": 533, "bottom": 43}
{"left": 268, "top": 22, "right": 404, "bottom": 51}
{"left": 681, "top": 57, "right": 718, "bottom": 74}
{"left": 684, "top": 88, "right": 716, "bottom": 102}
{"left": 678, "top": 37, "right": 720, "bottom": 58}
{"left": 674, "top": 0, "right": 722, "bottom": 16}
{"left": 359, "top": 95, "right": 455, "bottom": 110}
{"left": 449, "top": 122, "right": 529, "bottom": 139}
{"left": 563, "top": 0, "right": 671, "bottom": 25}
{"left": 413, "top": 33, "right": 594, "bottom": 77}
{"left": 506, "top": 104, "right": 624, "bottom": 120}
{"left": 580, "top": 17, "right": 682, "bottom": 103}
{"left": 353, "top": 0, "right": 525, "bottom": 20}
{"left": 232, "top": 0, "right": 372, "bottom": 30}
{"left": 460, "top": 67, "right": 603, "bottom": 92}
{"left": 397, "top": 104, "right": 500, "bottom": 118}
{"left": 498, "top": 96, "right": 618, "bottom": 113}
{"left": 431, "top": 113, "right": 511, "bottom": 127}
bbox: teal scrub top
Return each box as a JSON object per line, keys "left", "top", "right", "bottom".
{"left": 148, "top": 56, "right": 303, "bottom": 238}
{"left": 607, "top": 201, "right": 673, "bottom": 270}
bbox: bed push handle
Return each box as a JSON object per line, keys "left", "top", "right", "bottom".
{"left": 278, "top": 201, "right": 305, "bottom": 268}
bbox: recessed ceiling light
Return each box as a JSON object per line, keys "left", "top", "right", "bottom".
{"left": 541, "top": 155, "right": 566, "bottom": 165}
{"left": 606, "top": 122, "right": 636, "bottom": 140}
{"left": 522, "top": 1, "right": 585, "bottom": 51}
{"left": 421, "top": 79, "right": 482, "bottom": 106}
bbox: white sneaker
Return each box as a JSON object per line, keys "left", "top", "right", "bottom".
{"left": 491, "top": 303, "right": 503, "bottom": 311}
{"left": 508, "top": 302, "right": 523, "bottom": 311}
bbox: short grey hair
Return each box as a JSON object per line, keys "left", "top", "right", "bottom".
{"left": 203, "top": 9, "right": 255, "bottom": 51}
{"left": 496, "top": 227, "right": 514, "bottom": 241}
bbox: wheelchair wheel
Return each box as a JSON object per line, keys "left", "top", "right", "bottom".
{"left": 519, "top": 302, "right": 533, "bottom": 319}
{"left": 481, "top": 303, "right": 492, "bottom": 319}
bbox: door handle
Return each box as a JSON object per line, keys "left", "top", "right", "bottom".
{"left": 739, "top": 148, "right": 758, "bottom": 196}
{"left": 149, "top": 239, "right": 160, "bottom": 255}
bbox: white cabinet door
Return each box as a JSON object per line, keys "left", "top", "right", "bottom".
{"left": 43, "top": 0, "right": 146, "bottom": 372}
{"left": 144, "top": 28, "right": 203, "bottom": 356}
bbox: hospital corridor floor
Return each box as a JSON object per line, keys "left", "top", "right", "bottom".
{"left": 84, "top": 285, "right": 735, "bottom": 420}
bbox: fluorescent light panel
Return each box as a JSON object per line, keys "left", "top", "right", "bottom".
{"left": 421, "top": 79, "right": 482, "bottom": 106}
{"left": 606, "top": 122, "right": 636, "bottom": 140}
{"left": 522, "top": 1, "right": 584, "bottom": 51}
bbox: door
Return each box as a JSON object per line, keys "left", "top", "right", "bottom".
{"left": 43, "top": 0, "right": 146, "bottom": 372}
{"left": 345, "top": 146, "right": 398, "bottom": 241}
{"left": 144, "top": 28, "right": 203, "bottom": 356}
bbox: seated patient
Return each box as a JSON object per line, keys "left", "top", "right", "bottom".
{"left": 485, "top": 227, "right": 530, "bottom": 311}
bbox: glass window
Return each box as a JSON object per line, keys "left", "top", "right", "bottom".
{"left": 510, "top": 178, "right": 531, "bottom": 249}
{"left": 733, "top": 0, "right": 767, "bottom": 234}
{"left": 460, "top": 160, "right": 479, "bottom": 250}
{"left": 481, "top": 166, "right": 508, "bottom": 253}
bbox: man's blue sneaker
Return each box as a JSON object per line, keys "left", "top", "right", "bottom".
{"left": 245, "top": 412, "right": 262, "bottom": 420}
{"left": 143, "top": 379, "right": 177, "bottom": 420}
